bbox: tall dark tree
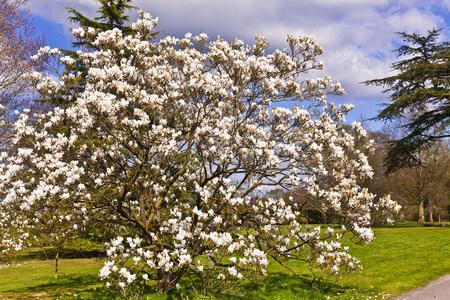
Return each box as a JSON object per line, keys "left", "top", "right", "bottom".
{"left": 364, "top": 28, "right": 450, "bottom": 173}
{"left": 67, "top": 0, "right": 137, "bottom": 49}
{"left": 38, "top": 1, "right": 140, "bottom": 108}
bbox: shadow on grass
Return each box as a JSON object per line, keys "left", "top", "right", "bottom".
{"left": 14, "top": 248, "right": 105, "bottom": 261}
{"left": 73, "top": 284, "right": 186, "bottom": 300}
{"left": 6, "top": 272, "right": 377, "bottom": 300}
{"left": 3, "top": 274, "right": 101, "bottom": 298}
{"left": 2, "top": 268, "right": 377, "bottom": 299}
{"left": 240, "top": 272, "right": 377, "bottom": 299}
{"left": 384, "top": 221, "right": 450, "bottom": 228}
{"left": 163, "top": 272, "right": 374, "bottom": 300}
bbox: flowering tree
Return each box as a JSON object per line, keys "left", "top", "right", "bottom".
{"left": 0, "top": 200, "right": 30, "bottom": 259}
{"left": 0, "top": 11, "right": 399, "bottom": 295}
{"left": 29, "top": 200, "right": 90, "bottom": 280}
{"left": 0, "top": 0, "right": 44, "bottom": 262}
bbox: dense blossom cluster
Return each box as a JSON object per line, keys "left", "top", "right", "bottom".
{"left": 0, "top": 203, "right": 29, "bottom": 254}
{"left": 0, "top": 11, "right": 399, "bottom": 293}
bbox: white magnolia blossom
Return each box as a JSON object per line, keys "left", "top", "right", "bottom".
{"left": 0, "top": 11, "right": 399, "bottom": 294}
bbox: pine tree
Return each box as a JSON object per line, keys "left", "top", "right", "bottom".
{"left": 67, "top": 0, "right": 137, "bottom": 49}
{"left": 364, "top": 28, "right": 450, "bottom": 173}
{"left": 46, "top": 1, "right": 148, "bottom": 108}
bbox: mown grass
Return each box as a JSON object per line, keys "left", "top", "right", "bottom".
{"left": 0, "top": 226, "right": 449, "bottom": 299}
{"left": 0, "top": 258, "right": 103, "bottom": 299}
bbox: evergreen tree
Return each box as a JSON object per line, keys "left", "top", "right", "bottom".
{"left": 364, "top": 28, "right": 450, "bottom": 173}
{"left": 42, "top": 1, "right": 144, "bottom": 108}
{"left": 67, "top": 0, "right": 137, "bottom": 49}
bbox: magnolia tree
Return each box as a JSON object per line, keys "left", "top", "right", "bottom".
{"left": 30, "top": 198, "right": 89, "bottom": 280}
{"left": 0, "top": 11, "right": 399, "bottom": 295}
{"left": 0, "top": 201, "right": 30, "bottom": 258}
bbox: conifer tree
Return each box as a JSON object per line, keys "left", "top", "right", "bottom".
{"left": 364, "top": 29, "right": 449, "bottom": 172}
{"left": 38, "top": 1, "right": 144, "bottom": 108}
{"left": 67, "top": 0, "right": 137, "bottom": 49}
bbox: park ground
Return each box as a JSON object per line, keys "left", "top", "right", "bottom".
{"left": 0, "top": 224, "right": 449, "bottom": 299}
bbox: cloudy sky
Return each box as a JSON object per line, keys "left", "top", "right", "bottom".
{"left": 29, "top": 0, "right": 450, "bottom": 131}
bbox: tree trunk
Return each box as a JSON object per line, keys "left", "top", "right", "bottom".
{"left": 428, "top": 199, "right": 433, "bottom": 223}
{"left": 54, "top": 251, "right": 59, "bottom": 281}
{"left": 156, "top": 267, "right": 187, "bottom": 293}
{"left": 41, "top": 247, "right": 48, "bottom": 261}
{"left": 418, "top": 201, "right": 425, "bottom": 224}
{"left": 438, "top": 213, "right": 441, "bottom": 223}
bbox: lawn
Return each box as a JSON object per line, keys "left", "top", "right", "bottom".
{"left": 0, "top": 226, "right": 449, "bottom": 299}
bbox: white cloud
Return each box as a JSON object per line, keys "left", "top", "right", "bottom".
{"left": 29, "top": 0, "right": 448, "bottom": 119}
{"left": 386, "top": 8, "right": 443, "bottom": 34}
{"left": 29, "top": 0, "right": 97, "bottom": 24}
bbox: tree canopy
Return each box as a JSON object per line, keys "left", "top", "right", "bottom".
{"left": 364, "top": 28, "right": 450, "bottom": 173}
{"left": 0, "top": 11, "right": 400, "bottom": 295}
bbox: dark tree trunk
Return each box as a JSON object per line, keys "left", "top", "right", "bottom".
{"left": 54, "top": 251, "right": 59, "bottom": 281}
{"left": 156, "top": 267, "right": 187, "bottom": 293}
{"left": 41, "top": 247, "right": 48, "bottom": 261}
{"left": 322, "top": 211, "right": 327, "bottom": 224}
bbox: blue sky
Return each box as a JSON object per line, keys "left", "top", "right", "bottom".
{"left": 29, "top": 0, "right": 450, "bottom": 132}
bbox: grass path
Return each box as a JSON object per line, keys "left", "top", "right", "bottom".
{"left": 0, "top": 227, "right": 448, "bottom": 299}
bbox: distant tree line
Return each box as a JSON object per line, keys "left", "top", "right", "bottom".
{"left": 269, "top": 128, "right": 449, "bottom": 225}
{"left": 365, "top": 128, "right": 449, "bottom": 223}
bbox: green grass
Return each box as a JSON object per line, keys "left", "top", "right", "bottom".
{"left": 0, "top": 258, "right": 104, "bottom": 299}
{"left": 0, "top": 227, "right": 449, "bottom": 299}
